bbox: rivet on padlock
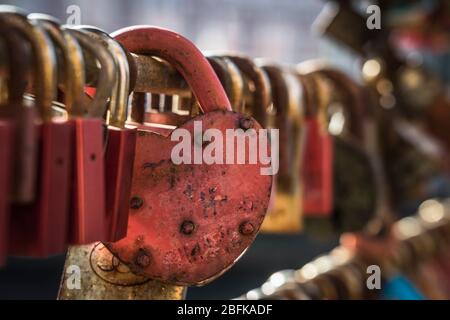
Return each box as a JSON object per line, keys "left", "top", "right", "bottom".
{"left": 81, "top": 26, "right": 137, "bottom": 242}
{"left": 64, "top": 27, "right": 116, "bottom": 244}
{"left": 107, "top": 26, "right": 272, "bottom": 285}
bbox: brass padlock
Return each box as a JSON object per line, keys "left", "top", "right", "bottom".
{"left": 258, "top": 63, "right": 304, "bottom": 233}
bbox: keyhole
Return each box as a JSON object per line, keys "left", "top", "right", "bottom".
{"left": 90, "top": 153, "right": 96, "bottom": 161}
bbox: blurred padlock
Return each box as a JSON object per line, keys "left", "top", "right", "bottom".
{"left": 207, "top": 55, "right": 245, "bottom": 111}
{"left": 225, "top": 55, "right": 272, "bottom": 127}
{"left": 258, "top": 63, "right": 304, "bottom": 233}
{"left": 10, "top": 15, "right": 75, "bottom": 256}
{"left": 81, "top": 26, "right": 137, "bottom": 242}
{"left": 297, "top": 62, "right": 334, "bottom": 217}
{"left": 107, "top": 26, "right": 272, "bottom": 285}
{"left": 0, "top": 7, "right": 43, "bottom": 204}
{"left": 313, "top": 2, "right": 377, "bottom": 56}
{"left": 304, "top": 67, "right": 382, "bottom": 236}
{"left": 0, "top": 24, "right": 30, "bottom": 265}
{"left": 65, "top": 28, "right": 115, "bottom": 244}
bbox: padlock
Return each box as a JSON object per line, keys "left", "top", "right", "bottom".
{"left": 297, "top": 62, "right": 333, "bottom": 217}
{"left": 10, "top": 14, "right": 75, "bottom": 256}
{"left": 2, "top": 12, "right": 70, "bottom": 255}
{"left": 258, "top": 63, "right": 304, "bottom": 233}
{"left": 80, "top": 26, "right": 137, "bottom": 242}
{"left": 0, "top": 7, "right": 45, "bottom": 204}
{"left": 304, "top": 67, "right": 384, "bottom": 236}
{"left": 0, "top": 24, "right": 30, "bottom": 265}
{"left": 64, "top": 27, "right": 115, "bottom": 244}
{"left": 108, "top": 26, "right": 272, "bottom": 285}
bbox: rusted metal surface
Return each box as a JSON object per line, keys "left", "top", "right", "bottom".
{"left": 106, "top": 26, "right": 270, "bottom": 285}
{"left": 106, "top": 110, "right": 272, "bottom": 285}
{"left": 58, "top": 243, "right": 186, "bottom": 300}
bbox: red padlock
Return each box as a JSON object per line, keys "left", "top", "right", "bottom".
{"left": 108, "top": 26, "right": 272, "bottom": 285}
{"left": 11, "top": 15, "right": 77, "bottom": 256}
{"left": 81, "top": 26, "right": 137, "bottom": 242}
{"left": 0, "top": 24, "right": 29, "bottom": 265}
{"left": 0, "top": 8, "right": 42, "bottom": 204}
{"left": 2, "top": 14, "right": 68, "bottom": 256}
{"left": 296, "top": 67, "right": 334, "bottom": 216}
{"left": 64, "top": 28, "right": 115, "bottom": 244}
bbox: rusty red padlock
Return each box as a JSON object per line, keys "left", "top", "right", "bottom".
{"left": 64, "top": 28, "right": 115, "bottom": 244}
{"left": 81, "top": 26, "right": 137, "bottom": 242}
{"left": 297, "top": 64, "right": 334, "bottom": 217}
{"left": 108, "top": 26, "right": 272, "bottom": 285}
{"left": 0, "top": 23, "right": 30, "bottom": 265}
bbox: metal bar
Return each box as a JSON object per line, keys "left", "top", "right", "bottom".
{"left": 85, "top": 53, "right": 191, "bottom": 97}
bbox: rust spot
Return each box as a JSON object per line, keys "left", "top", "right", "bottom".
{"left": 239, "top": 116, "right": 254, "bottom": 130}
{"left": 183, "top": 184, "right": 194, "bottom": 199}
{"left": 209, "top": 187, "right": 217, "bottom": 194}
{"left": 135, "top": 249, "right": 151, "bottom": 267}
{"left": 143, "top": 159, "right": 165, "bottom": 170}
{"left": 180, "top": 220, "right": 196, "bottom": 235}
{"left": 168, "top": 175, "right": 176, "bottom": 189}
{"left": 239, "top": 221, "right": 255, "bottom": 236}
{"left": 130, "top": 196, "right": 144, "bottom": 209}
{"left": 191, "top": 243, "right": 200, "bottom": 256}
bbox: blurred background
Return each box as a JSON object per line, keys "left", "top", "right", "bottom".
{"left": 0, "top": 0, "right": 448, "bottom": 299}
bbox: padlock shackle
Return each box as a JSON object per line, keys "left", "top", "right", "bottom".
{"left": 0, "top": 9, "right": 57, "bottom": 122}
{"left": 260, "top": 64, "right": 303, "bottom": 181}
{"left": 29, "top": 14, "right": 85, "bottom": 118}
{"left": 0, "top": 22, "right": 30, "bottom": 107}
{"left": 80, "top": 26, "right": 130, "bottom": 129}
{"left": 206, "top": 56, "right": 244, "bottom": 112}
{"left": 65, "top": 28, "right": 116, "bottom": 119}
{"left": 225, "top": 55, "right": 271, "bottom": 126}
{"left": 111, "top": 26, "right": 231, "bottom": 113}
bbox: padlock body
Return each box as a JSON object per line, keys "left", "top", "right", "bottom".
{"left": 0, "top": 120, "right": 15, "bottom": 266}
{"left": 106, "top": 110, "right": 272, "bottom": 285}
{"left": 12, "top": 103, "right": 39, "bottom": 203}
{"left": 302, "top": 118, "right": 334, "bottom": 216}
{"left": 70, "top": 118, "right": 107, "bottom": 244}
{"left": 105, "top": 126, "right": 137, "bottom": 241}
{"left": 9, "top": 121, "right": 72, "bottom": 256}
